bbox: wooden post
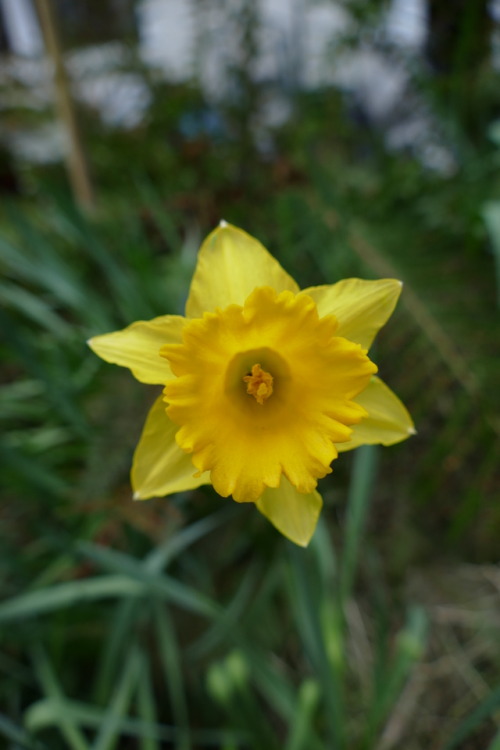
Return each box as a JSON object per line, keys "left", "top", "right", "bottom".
{"left": 35, "top": 0, "right": 95, "bottom": 212}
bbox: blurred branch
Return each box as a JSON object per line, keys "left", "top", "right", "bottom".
{"left": 35, "top": 0, "right": 95, "bottom": 213}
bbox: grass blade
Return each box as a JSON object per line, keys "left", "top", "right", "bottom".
{"left": 443, "top": 685, "right": 500, "bottom": 750}
{"left": 154, "top": 603, "right": 190, "bottom": 750}
{"left": 482, "top": 201, "right": 500, "bottom": 306}
{"left": 144, "top": 505, "right": 237, "bottom": 574}
{"left": 25, "top": 697, "right": 247, "bottom": 746}
{"left": 287, "top": 546, "right": 344, "bottom": 750}
{"left": 0, "top": 713, "right": 46, "bottom": 749}
{"left": 78, "top": 541, "right": 220, "bottom": 618}
{"left": 92, "top": 644, "right": 142, "bottom": 750}
{"left": 487, "top": 730, "right": 500, "bottom": 750}
{"left": 340, "top": 445, "right": 378, "bottom": 606}
{"left": 0, "top": 576, "right": 143, "bottom": 622}
{"left": 136, "top": 652, "right": 160, "bottom": 750}
{"left": 284, "top": 680, "right": 321, "bottom": 750}
{"left": 31, "top": 646, "right": 91, "bottom": 750}
{"left": 363, "top": 606, "right": 427, "bottom": 748}
{"left": 188, "top": 558, "right": 262, "bottom": 660}
{"left": 93, "top": 599, "right": 142, "bottom": 705}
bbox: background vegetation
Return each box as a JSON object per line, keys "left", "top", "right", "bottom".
{"left": 1, "top": 0, "right": 500, "bottom": 748}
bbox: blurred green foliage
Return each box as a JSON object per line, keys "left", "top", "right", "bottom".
{"left": 1, "top": 1, "right": 500, "bottom": 748}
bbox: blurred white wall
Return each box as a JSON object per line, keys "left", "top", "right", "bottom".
{"left": 0, "top": 0, "right": 42, "bottom": 56}
{"left": 0, "top": 0, "right": 458, "bottom": 172}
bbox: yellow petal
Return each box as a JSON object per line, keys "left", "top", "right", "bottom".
{"left": 256, "top": 478, "right": 322, "bottom": 547}
{"left": 163, "top": 287, "right": 376, "bottom": 503}
{"left": 336, "top": 376, "right": 415, "bottom": 453}
{"left": 302, "top": 278, "right": 402, "bottom": 350}
{"left": 185, "top": 223, "right": 299, "bottom": 318}
{"left": 88, "top": 315, "right": 185, "bottom": 384}
{"left": 132, "top": 396, "right": 209, "bottom": 499}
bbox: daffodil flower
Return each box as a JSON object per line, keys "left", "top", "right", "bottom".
{"left": 88, "top": 223, "right": 414, "bottom": 546}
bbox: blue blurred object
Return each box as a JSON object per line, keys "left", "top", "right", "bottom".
{"left": 178, "top": 108, "right": 226, "bottom": 142}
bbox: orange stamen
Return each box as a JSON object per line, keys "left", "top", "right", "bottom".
{"left": 243, "top": 364, "right": 274, "bottom": 405}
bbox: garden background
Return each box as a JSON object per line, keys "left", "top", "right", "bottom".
{"left": 1, "top": 0, "right": 500, "bottom": 748}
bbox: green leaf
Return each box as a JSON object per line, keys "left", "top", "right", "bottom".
{"left": 144, "top": 505, "right": 237, "bottom": 574}
{"left": 77, "top": 541, "right": 220, "bottom": 618}
{"left": 287, "top": 546, "right": 344, "bottom": 749}
{"left": 240, "top": 645, "right": 296, "bottom": 724}
{"left": 154, "top": 603, "right": 190, "bottom": 750}
{"left": 25, "top": 698, "right": 246, "bottom": 746}
{"left": 0, "top": 443, "right": 68, "bottom": 497}
{"left": 93, "top": 599, "right": 143, "bottom": 705}
{"left": 136, "top": 654, "right": 160, "bottom": 750}
{"left": 482, "top": 201, "right": 500, "bottom": 306}
{"left": 31, "top": 647, "right": 91, "bottom": 750}
{"left": 284, "top": 680, "right": 321, "bottom": 750}
{"left": 0, "top": 712, "right": 46, "bottom": 749}
{"left": 0, "top": 576, "right": 143, "bottom": 622}
{"left": 91, "top": 645, "right": 142, "bottom": 750}
{"left": 487, "top": 729, "right": 500, "bottom": 750}
{"left": 443, "top": 685, "right": 500, "bottom": 750}
{"left": 188, "top": 558, "right": 262, "bottom": 659}
{"left": 364, "top": 606, "right": 427, "bottom": 747}
{"left": 340, "top": 445, "right": 378, "bottom": 606}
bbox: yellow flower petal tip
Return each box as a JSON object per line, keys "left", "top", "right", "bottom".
{"left": 89, "top": 224, "right": 413, "bottom": 545}
{"left": 257, "top": 478, "right": 323, "bottom": 547}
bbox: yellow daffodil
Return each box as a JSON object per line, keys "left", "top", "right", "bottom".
{"left": 88, "top": 222, "right": 414, "bottom": 547}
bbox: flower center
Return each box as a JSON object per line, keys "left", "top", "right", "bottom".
{"left": 243, "top": 363, "right": 274, "bottom": 405}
